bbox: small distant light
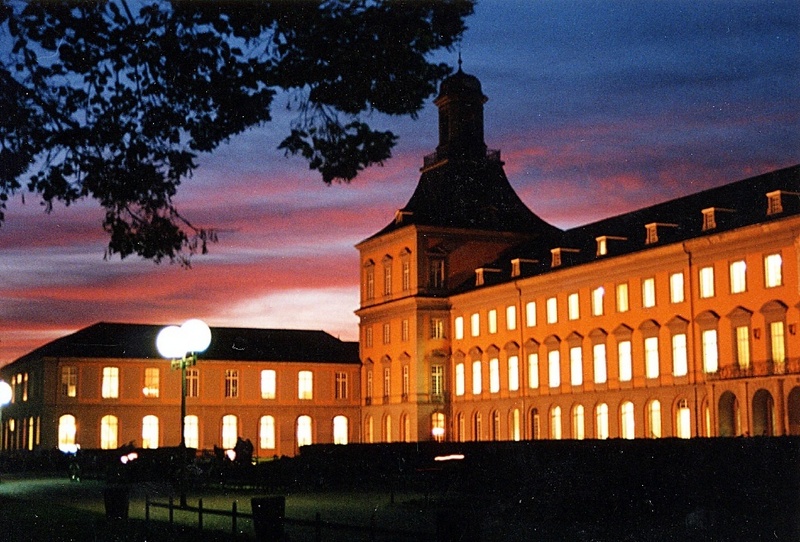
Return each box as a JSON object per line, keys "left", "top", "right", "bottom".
{"left": 434, "top": 454, "right": 465, "bottom": 462}
{"left": 431, "top": 427, "right": 445, "bottom": 437}
{"left": 225, "top": 449, "right": 236, "bottom": 461}
{"left": 121, "top": 452, "right": 138, "bottom": 464}
{"left": 120, "top": 456, "right": 128, "bottom": 464}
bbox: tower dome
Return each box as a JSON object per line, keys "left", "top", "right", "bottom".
{"left": 433, "top": 64, "right": 488, "bottom": 161}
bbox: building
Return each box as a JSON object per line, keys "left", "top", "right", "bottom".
{"left": 0, "top": 322, "right": 360, "bottom": 456}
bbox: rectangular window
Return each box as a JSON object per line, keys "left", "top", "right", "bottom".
{"left": 508, "top": 355, "right": 520, "bottom": 391}
{"left": 488, "top": 309, "right": 498, "bottom": 334}
{"left": 548, "top": 350, "right": 561, "bottom": 388}
{"left": 366, "top": 268, "right": 375, "bottom": 300}
{"left": 618, "top": 341, "right": 632, "bottom": 382}
{"left": 185, "top": 416, "right": 200, "bottom": 449}
{"left": 525, "top": 301, "right": 537, "bottom": 327}
{"left": 672, "top": 334, "right": 688, "bottom": 377}
{"left": 383, "top": 263, "right": 392, "bottom": 295}
{"left": 143, "top": 368, "right": 160, "bottom": 398}
{"left": 642, "top": 277, "right": 656, "bottom": 308}
{"left": 429, "top": 259, "right": 445, "bottom": 288}
{"left": 569, "top": 346, "right": 583, "bottom": 386}
{"left": 702, "top": 330, "right": 719, "bottom": 373}
{"left": 470, "top": 313, "right": 480, "bottom": 337}
{"left": 383, "top": 367, "right": 391, "bottom": 398}
{"left": 383, "top": 323, "right": 391, "bottom": 344}
{"left": 335, "top": 371, "right": 348, "bottom": 400}
{"left": 546, "top": 297, "right": 558, "bottom": 324}
{"left": 591, "top": 287, "right": 604, "bottom": 316}
{"left": 260, "top": 416, "right": 276, "bottom": 450}
{"left": 298, "top": 370, "right": 313, "bottom": 399}
{"left": 472, "top": 361, "right": 482, "bottom": 395}
{"left": 770, "top": 321, "right": 786, "bottom": 363}
{"left": 402, "top": 365, "right": 410, "bottom": 397}
{"left": 225, "top": 369, "right": 239, "bottom": 398}
{"left": 101, "top": 367, "right": 119, "bottom": 399}
{"left": 365, "top": 326, "right": 373, "bottom": 347}
{"left": 616, "top": 283, "right": 629, "bottom": 313}
{"left": 644, "top": 337, "right": 659, "bottom": 379}
{"left": 670, "top": 272, "right": 685, "bottom": 303}
{"left": 402, "top": 260, "right": 411, "bottom": 291}
{"left": 261, "top": 369, "right": 277, "bottom": 399}
{"left": 528, "top": 353, "right": 539, "bottom": 389}
{"left": 568, "top": 293, "right": 580, "bottom": 320}
{"left": 735, "top": 326, "right": 751, "bottom": 369}
{"left": 489, "top": 358, "right": 500, "bottom": 393}
{"left": 61, "top": 366, "right": 77, "bottom": 398}
{"left": 431, "top": 365, "right": 444, "bottom": 396}
{"left": 402, "top": 319, "right": 410, "bottom": 341}
{"left": 593, "top": 344, "right": 607, "bottom": 384}
{"left": 764, "top": 253, "right": 782, "bottom": 288}
{"left": 699, "top": 266, "right": 715, "bottom": 298}
{"left": 455, "top": 363, "right": 465, "bottom": 396}
{"left": 729, "top": 260, "right": 747, "bottom": 294}
{"left": 366, "top": 369, "right": 373, "bottom": 399}
{"left": 186, "top": 368, "right": 199, "bottom": 398}
{"left": 454, "top": 316, "right": 464, "bottom": 340}
{"left": 506, "top": 305, "right": 517, "bottom": 330}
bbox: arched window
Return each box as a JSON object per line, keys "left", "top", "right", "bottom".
{"left": 184, "top": 415, "right": 199, "bottom": 449}
{"left": 473, "top": 412, "right": 482, "bottom": 441}
{"left": 365, "top": 415, "right": 374, "bottom": 444}
{"left": 58, "top": 414, "right": 77, "bottom": 453}
{"left": 595, "top": 403, "right": 609, "bottom": 439}
{"left": 384, "top": 415, "right": 392, "bottom": 443}
{"left": 510, "top": 409, "right": 521, "bottom": 442}
{"left": 572, "top": 405, "right": 585, "bottom": 440}
{"left": 621, "top": 401, "right": 635, "bottom": 439}
{"left": 647, "top": 400, "right": 662, "bottom": 438}
{"left": 431, "top": 412, "right": 445, "bottom": 442}
{"left": 259, "top": 415, "right": 276, "bottom": 450}
{"left": 491, "top": 410, "right": 501, "bottom": 441}
{"left": 222, "top": 414, "right": 238, "bottom": 449}
{"left": 333, "top": 415, "right": 348, "bottom": 445}
{"left": 297, "top": 415, "right": 312, "bottom": 447}
{"left": 100, "top": 415, "right": 118, "bottom": 450}
{"left": 530, "top": 408, "right": 540, "bottom": 440}
{"left": 550, "top": 406, "right": 562, "bottom": 440}
{"left": 676, "top": 399, "right": 691, "bottom": 439}
{"left": 142, "top": 415, "right": 159, "bottom": 449}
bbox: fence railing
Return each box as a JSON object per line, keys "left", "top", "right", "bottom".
{"left": 705, "top": 357, "right": 800, "bottom": 381}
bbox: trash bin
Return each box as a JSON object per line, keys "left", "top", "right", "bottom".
{"left": 103, "top": 485, "right": 129, "bottom": 520}
{"left": 251, "top": 496, "right": 285, "bottom": 541}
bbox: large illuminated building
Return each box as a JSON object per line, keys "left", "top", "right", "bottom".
{"left": 1, "top": 68, "right": 798, "bottom": 455}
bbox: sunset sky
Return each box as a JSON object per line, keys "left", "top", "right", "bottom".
{"left": 1, "top": 1, "right": 798, "bottom": 366}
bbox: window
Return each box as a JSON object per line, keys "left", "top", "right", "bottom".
{"left": 508, "top": 355, "right": 520, "bottom": 392}
{"left": 333, "top": 416, "right": 349, "bottom": 445}
{"left": 550, "top": 406, "right": 562, "bottom": 440}
{"left": 142, "top": 415, "right": 159, "bottom": 449}
{"left": 568, "top": 293, "right": 580, "bottom": 320}
{"left": 511, "top": 409, "right": 521, "bottom": 441}
{"left": 222, "top": 414, "right": 238, "bottom": 449}
{"left": 729, "top": 260, "right": 747, "bottom": 294}
{"left": 100, "top": 415, "right": 118, "bottom": 450}
{"left": 402, "top": 319, "right": 410, "bottom": 341}
{"left": 101, "top": 367, "right": 119, "bottom": 399}
{"left": 432, "top": 413, "right": 445, "bottom": 442}
{"left": 455, "top": 363, "right": 465, "bottom": 396}
{"left": 61, "top": 366, "right": 77, "bottom": 398}
{"left": 365, "top": 264, "right": 375, "bottom": 300}
{"left": 186, "top": 368, "right": 199, "bottom": 398}
{"left": 616, "top": 283, "right": 629, "bottom": 312}
{"left": 669, "top": 272, "right": 684, "bottom": 303}
{"left": 383, "top": 367, "right": 391, "bottom": 398}
{"left": 402, "top": 414, "right": 411, "bottom": 443}
{"left": 766, "top": 190, "right": 783, "bottom": 215}
{"left": 488, "top": 309, "right": 498, "bottom": 334}
{"left": 644, "top": 337, "right": 659, "bottom": 379}
{"left": 58, "top": 414, "right": 77, "bottom": 453}
{"left": 618, "top": 340, "right": 632, "bottom": 382}
{"left": 770, "top": 321, "right": 786, "bottom": 363}
{"left": 225, "top": 370, "right": 239, "bottom": 398}
{"left": 530, "top": 409, "right": 540, "bottom": 440}
{"left": 672, "top": 333, "right": 688, "bottom": 377}
{"left": 528, "top": 353, "right": 539, "bottom": 389}
{"left": 296, "top": 415, "right": 312, "bottom": 447}
{"left": 591, "top": 287, "right": 604, "bottom": 316}
{"left": 470, "top": 313, "right": 480, "bottom": 337}
{"left": 431, "top": 365, "right": 444, "bottom": 397}
{"left": 676, "top": 399, "right": 691, "bottom": 439}
{"left": 402, "top": 260, "right": 411, "bottom": 291}
{"left": 365, "top": 416, "right": 374, "bottom": 444}
{"left": 506, "top": 305, "right": 517, "bottom": 330}
{"left": 382, "top": 322, "right": 391, "bottom": 344}
{"left": 735, "top": 326, "right": 751, "bottom": 369}
{"left": 402, "top": 365, "right": 410, "bottom": 397}
{"left": 699, "top": 266, "right": 715, "bottom": 298}
{"left": 472, "top": 361, "right": 482, "bottom": 395}
{"left": 298, "top": 370, "right": 313, "bottom": 400}
{"left": 491, "top": 410, "right": 501, "bottom": 441}
{"left": 642, "top": 277, "right": 656, "bottom": 308}
{"left": 428, "top": 317, "right": 442, "bottom": 339}
{"left": 593, "top": 343, "right": 607, "bottom": 384}
{"left": 548, "top": 350, "right": 561, "bottom": 388}
{"left": 335, "top": 372, "right": 348, "bottom": 400}
{"left": 764, "top": 253, "right": 782, "bottom": 288}
{"left": 546, "top": 297, "right": 558, "bottom": 324}
{"left": 621, "top": 401, "right": 635, "bottom": 439}
{"left": 259, "top": 415, "right": 276, "bottom": 450}
{"left": 383, "top": 259, "right": 392, "bottom": 295}
{"left": 366, "top": 369, "right": 373, "bottom": 400}
{"left": 572, "top": 405, "right": 585, "bottom": 440}
{"left": 597, "top": 236, "right": 608, "bottom": 256}
{"left": 365, "top": 326, "right": 373, "bottom": 347}
{"left": 525, "top": 301, "right": 537, "bottom": 327}
{"left": 261, "top": 369, "right": 277, "bottom": 399}
{"left": 647, "top": 400, "right": 662, "bottom": 438}
{"left": 143, "top": 368, "right": 159, "bottom": 398}
{"left": 489, "top": 358, "right": 500, "bottom": 393}
{"left": 429, "top": 258, "right": 445, "bottom": 289}
{"left": 184, "top": 415, "right": 199, "bottom": 449}
{"left": 701, "top": 330, "right": 718, "bottom": 373}
{"left": 596, "top": 404, "right": 609, "bottom": 439}
{"left": 454, "top": 316, "right": 464, "bottom": 340}
{"left": 569, "top": 347, "right": 583, "bottom": 386}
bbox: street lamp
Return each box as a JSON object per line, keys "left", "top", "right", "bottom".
{"left": 0, "top": 381, "right": 11, "bottom": 451}
{"left": 156, "top": 319, "right": 211, "bottom": 506}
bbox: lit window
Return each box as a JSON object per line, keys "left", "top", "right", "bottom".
{"left": 184, "top": 415, "right": 199, "bottom": 449}
{"left": 470, "top": 313, "right": 480, "bottom": 337}
{"left": 729, "top": 260, "right": 747, "bottom": 294}
{"left": 472, "top": 361, "right": 482, "bottom": 395}
{"left": 669, "top": 272, "right": 685, "bottom": 303}
{"left": 647, "top": 400, "right": 662, "bottom": 438}
{"left": 642, "top": 277, "right": 656, "bottom": 308}
{"left": 530, "top": 409, "right": 540, "bottom": 440}
{"left": 455, "top": 363, "right": 465, "bottom": 396}
{"left": 511, "top": 409, "right": 521, "bottom": 441}
{"left": 548, "top": 349, "right": 561, "bottom": 389}
{"left": 431, "top": 365, "right": 444, "bottom": 396}
{"left": 525, "top": 301, "right": 537, "bottom": 327}
{"left": 383, "top": 368, "right": 391, "bottom": 398}
{"left": 593, "top": 343, "right": 607, "bottom": 384}
{"left": 335, "top": 372, "right": 348, "bottom": 400}
{"left": 333, "top": 415, "right": 348, "bottom": 445}
{"left": 621, "top": 401, "right": 635, "bottom": 439}
{"left": 770, "top": 321, "right": 786, "bottom": 364}
{"left": 568, "top": 293, "right": 580, "bottom": 320}
{"left": 259, "top": 415, "right": 276, "bottom": 450}
{"left": 546, "top": 297, "right": 558, "bottom": 324}
{"left": 489, "top": 358, "right": 500, "bottom": 393}
{"left": 572, "top": 405, "right": 585, "bottom": 440}
{"left": 100, "top": 415, "right": 118, "bottom": 450}
{"left": 402, "top": 414, "right": 411, "bottom": 443}
{"left": 699, "top": 266, "right": 715, "bottom": 298}
{"left": 365, "top": 416, "right": 374, "bottom": 444}
{"left": 644, "top": 337, "right": 659, "bottom": 379}
{"left": 702, "top": 329, "right": 718, "bottom": 373}
{"left": 506, "top": 305, "right": 517, "bottom": 330}
{"left": 142, "top": 415, "right": 159, "bottom": 449}
{"left": 508, "top": 355, "right": 520, "bottom": 392}
{"left": 618, "top": 340, "right": 632, "bottom": 382}
{"left": 616, "top": 283, "right": 629, "bottom": 312}
{"left": 488, "top": 309, "right": 498, "bottom": 334}
{"left": 454, "top": 316, "right": 464, "bottom": 340}
{"left": 58, "top": 414, "right": 77, "bottom": 453}
{"left": 222, "top": 414, "right": 238, "bottom": 449}
{"left": 225, "top": 369, "right": 239, "bottom": 398}
{"left": 261, "top": 369, "right": 277, "bottom": 399}
{"left": 764, "top": 253, "right": 782, "bottom": 288}
{"left": 672, "top": 333, "right": 688, "bottom": 377}
{"left": 550, "top": 406, "right": 562, "bottom": 439}
{"left": 61, "top": 366, "right": 77, "bottom": 398}
{"left": 735, "top": 326, "right": 751, "bottom": 369}
{"left": 186, "top": 368, "right": 199, "bottom": 398}
{"left": 591, "top": 287, "right": 604, "bottom": 316}
{"left": 298, "top": 370, "right": 313, "bottom": 400}
{"left": 596, "top": 236, "right": 608, "bottom": 256}
{"left": 383, "top": 322, "right": 391, "bottom": 344}
{"left": 596, "top": 404, "right": 609, "bottom": 439}
{"left": 431, "top": 412, "right": 445, "bottom": 442}
{"left": 676, "top": 400, "right": 691, "bottom": 439}
{"left": 143, "top": 368, "right": 159, "bottom": 398}
{"left": 528, "top": 353, "right": 539, "bottom": 389}
{"left": 402, "top": 365, "right": 409, "bottom": 397}
{"left": 569, "top": 346, "right": 583, "bottom": 386}
{"left": 101, "top": 367, "right": 119, "bottom": 399}
{"left": 296, "top": 415, "right": 312, "bottom": 447}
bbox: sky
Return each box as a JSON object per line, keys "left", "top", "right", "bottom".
{"left": 1, "top": 1, "right": 798, "bottom": 366}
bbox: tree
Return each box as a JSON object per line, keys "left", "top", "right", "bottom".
{"left": 0, "top": 0, "right": 474, "bottom": 265}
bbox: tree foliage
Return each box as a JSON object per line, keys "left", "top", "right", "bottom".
{"left": 0, "top": 0, "right": 473, "bottom": 265}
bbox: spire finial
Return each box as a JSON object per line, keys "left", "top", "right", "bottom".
{"left": 457, "top": 49, "right": 463, "bottom": 71}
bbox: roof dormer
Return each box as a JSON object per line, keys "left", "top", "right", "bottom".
{"left": 510, "top": 258, "right": 539, "bottom": 277}
{"left": 596, "top": 235, "right": 627, "bottom": 257}
{"left": 645, "top": 222, "right": 678, "bottom": 245}
{"left": 551, "top": 247, "right": 580, "bottom": 268}
{"left": 475, "top": 267, "right": 501, "bottom": 286}
{"left": 701, "top": 207, "right": 735, "bottom": 231}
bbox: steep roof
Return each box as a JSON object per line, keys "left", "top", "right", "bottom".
{"left": 8, "top": 322, "right": 360, "bottom": 365}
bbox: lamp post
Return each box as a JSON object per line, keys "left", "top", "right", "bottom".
{"left": 156, "top": 318, "right": 211, "bottom": 507}
{"left": 0, "top": 381, "right": 11, "bottom": 451}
